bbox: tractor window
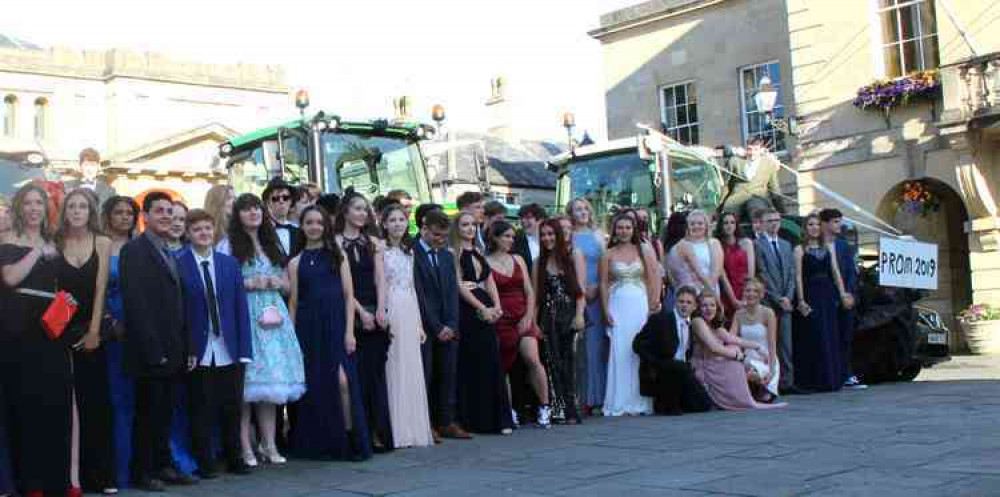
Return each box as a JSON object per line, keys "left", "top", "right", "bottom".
{"left": 321, "top": 132, "right": 430, "bottom": 200}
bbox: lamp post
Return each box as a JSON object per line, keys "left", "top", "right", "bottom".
{"left": 562, "top": 111, "right": 576, "bottom": 154}
{"left": 754, "top": 76, "right": 797, "bottom": 137}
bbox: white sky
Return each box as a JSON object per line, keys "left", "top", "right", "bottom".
{"left": 2, "top": 0, "right": 640, "bottom": 142}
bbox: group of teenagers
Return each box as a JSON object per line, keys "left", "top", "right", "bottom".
{"left": 0, "top": 157, "right": 864, "bottom": 497}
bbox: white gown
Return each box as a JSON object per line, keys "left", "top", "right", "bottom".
{"left": 603, "top": 260, "right": 654, "bottom": 416}
{"left": 384, "top": 246, "right": 434, "bottom": 448}
{"left": 740, "top": 321, "right": 780, "bottom": 396}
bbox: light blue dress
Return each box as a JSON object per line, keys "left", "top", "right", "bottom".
{"left": 242, "top": 255, "right": 306, "bottom": 404}
{"left": 574, "top": 230, "right": 607, "bottom": 408}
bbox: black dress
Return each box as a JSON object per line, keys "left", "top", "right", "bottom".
{"left": 0, "top": 251, "right": 16, "bottom": 495}
{"left": 793, "top": 246, "right": 843, "bottom": 392}
{"left": 0, "top": 244, "right": 74, "bottom": 493}
{"left": 540, "top": 270, "right": 580, "bottom": 423}
{"left": 60, "top": 238, "right": 116, "bottom": 491}
{"left": 343, "top": 236, "right": 394, "bottom": 451}
{"left": 456, "top": 249, "right": 514, "bottom": 434}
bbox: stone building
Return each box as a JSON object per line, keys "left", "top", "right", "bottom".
{"left": 0, "top": 36, "right": 288, "bottom": 207}
{"left": 592, "top": 0, "right": 1000, "bottom": 347}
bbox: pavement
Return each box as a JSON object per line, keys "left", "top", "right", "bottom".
{"left": 133, "top": 355, "right": 1000, "bottom": 497}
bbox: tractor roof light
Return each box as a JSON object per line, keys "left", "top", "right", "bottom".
{"left": 219, "top": 142, "right": 234, "bottom": 158}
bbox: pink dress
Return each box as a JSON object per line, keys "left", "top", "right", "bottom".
{"left": 691, "top": 335, "right": 786, "bottom": 410}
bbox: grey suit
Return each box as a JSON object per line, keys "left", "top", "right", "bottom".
{"left": 755, "top": 233, "right": 796, "bottom": 389}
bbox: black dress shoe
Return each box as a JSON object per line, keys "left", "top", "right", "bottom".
{"left": 133, "top": 478, "right": 167, "bottom": 492}
{"left": 159, "top": 467, "right": 199, "bottom": 485}
{"left": 195, "top": 469, "right": 218, "bottom": 480}
{"left": 779, "top": 385, "right": 813, "bottom": 396}
{"left": 227, "top": 461, "right": 253, "bottom": 475}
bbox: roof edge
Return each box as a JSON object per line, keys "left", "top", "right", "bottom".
{"left": 589, "top": 0, "right": 725, "bottom": 40}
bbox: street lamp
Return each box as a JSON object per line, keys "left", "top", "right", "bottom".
{"left": 754, "top": 76, "right": 797, "bottom": 136}
{"left": 562, "top": 111, "right": 576, "bottom": 154}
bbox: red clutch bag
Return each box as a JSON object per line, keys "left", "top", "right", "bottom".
{"left": 41, "top": 290, "right": 79, "bottom": 340}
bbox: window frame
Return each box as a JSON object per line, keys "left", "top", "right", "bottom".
{"left": 738, "top": 61, "right": 785, "bottom": 153}
{"left": 657, "top": 80, "right": 700, "bottom": 145}
{"left": 871, "top": 0, "right": 939, "bottom": 78}
{"left": 2, "top": 95, "right": 16, "bottom": 138}
{"left": 33, "top": 97, "right": 48, "bottom": 141}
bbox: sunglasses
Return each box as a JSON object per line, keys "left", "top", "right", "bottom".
{"left": 270, "top": 194, "right": 292, "bottom": 203}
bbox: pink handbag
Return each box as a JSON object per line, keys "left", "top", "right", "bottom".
{"left": 257, "top": 306, "right": 284, "bottom": 329}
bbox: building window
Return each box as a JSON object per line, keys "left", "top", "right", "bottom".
{"left": 659, "top": 82, "right": 699, "bottom": 145}
{"left": 33, "top": 97, "right": 47, "bottom": 141}
{"left": 739, "top": 62, "right": 785, "bottom": 153}
{"left": 2, "top": 95, "right": 15, "bottom": 137}
{"left": 876, "top": 0, "right": 939, "bottom": 77}
{"left": 491, "top": 191, "right": 520, "bottom": 205}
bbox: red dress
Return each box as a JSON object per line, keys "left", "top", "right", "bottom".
{"left": 492, "top": 262, "right": 541, "bottom": 373}
{"left": 722, "top": 242, "right": 750, "bottom": 318}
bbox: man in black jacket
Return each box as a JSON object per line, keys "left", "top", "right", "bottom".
{"left": 120, "top": 191, "right": 197, "bottom": 490}
{"left": 633, "top": 286, "right": 712, "bottom": 415}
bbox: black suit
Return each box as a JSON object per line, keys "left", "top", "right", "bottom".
{"left": 412, "top": 240, "right": 461, "bottom": 428}
{"left": 120, "top": 233, "right": 188, "bottom": 482}
{"left": 632, "top": 308, "right": 712, "bottom": 414}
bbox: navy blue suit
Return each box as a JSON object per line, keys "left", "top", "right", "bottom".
{"left": 177, "top": 248, "right": 252, "bottom": 473}
{"left": 834, "top": 237, "right": 858, "bottom": 381}
{"left": 412, "top": 240, "right": 461, "bottom": 428}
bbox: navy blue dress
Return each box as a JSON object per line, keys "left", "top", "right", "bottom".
{"left": 793, "top": 246, "right": 843, "bottom": 392}
{"left": 290, "top": 248, "right": 371, "bottom": 460}
{"left": 457, "top": 249, "right": 514, "bottom": 434}
{"left": 105, "top": 254, "right": 135, "bottom": 488}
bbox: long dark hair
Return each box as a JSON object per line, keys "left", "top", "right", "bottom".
{"left": 296, "top": 205, "right": 343, "bottom": 268}
{"left": 102, "top": 195, "right": 139, "bottom": 238}
{"left": 379, "top": 203, "right": 412, "bottom": 254}
{"left": 334, "top": 189, "right": 377, "bottom": 254}
{"left": 607, "top": 213, "right": 641, "bottom": 249}
{"left": 536, "top": 218, "right": 582, "bottom": 302}
{"left": 661, "top": 210, "right": 688, "bottom": 253}
{"left": 55, "top": 188, "right": 102, "bottom": 250}
{"left": 486, "top": 220, "right": 514, "bottom": 254}
{"left": 714, "top": 211, "right": 742, "bottom": 246}
{"left": 229, "top": 193, "right": 284, "bottom": 267}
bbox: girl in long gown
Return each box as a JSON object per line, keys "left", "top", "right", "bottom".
{"left": 0, "top": 184, "right": 76, "bottom": 496}
{"left": 733, "top": 278, "right": 781, "bottom": 401}
{"left": 691, "top": 293, "right": 785, "bottom": 410}
{"left": 672, "top": 210, "right": 723, "bottom": 297}
{"left": 287, "top": 206, "right": 370, "bottom": 461}
{"left": 380, "top": 205, "right": 434, "bottom": 448}
{"left": 567, "top": 198, "right": 607, "bottom": 416}
{"left": 57, "top": 189, "right": 117, "bottom": 494}
{"left": 716, "top": 212, "right": 755, "bottom": 320}
{"left": 600, "top": 213, "right": 660, "bottom": 417}
{"left": 101, "top": 196, "right": 139, "bottom": 489}
{"left": 229, "top": 194, "right": 306, "bottom": 466}
{"left": 793, "top": 214, "right": 853, "bottom": 392}
{"left": 335, "top": 191, "right": 393, "bottom": 452}
{"left": 0, "top": 197, "right": 11, "bottom": 496}
{"left": 486, "top": 221, "right": 551, "bottom": 428}
{"left": 453, "top": 212, "right": 515, "bottom": 434}
{"left": 534, "top": 219, "right": 587, "bottom": 424}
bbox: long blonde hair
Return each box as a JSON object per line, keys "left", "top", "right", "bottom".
{"left": 566, "top": 197, "right": 596, "bottom": 229}
{"left": 204, "top": 184, "right": 233, "bottom": 244}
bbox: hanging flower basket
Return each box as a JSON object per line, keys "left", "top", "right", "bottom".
{"left": 853, "top": 70, "right": 940, "bottom": 116}
{"left": 895, "top": 181, "right": 941, "bottom": 217}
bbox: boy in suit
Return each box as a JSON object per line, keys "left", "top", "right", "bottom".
{"left": 121, "top": 191, "right": 197, "bottom": 491}
{"left": 412, "top": 209, "right": 470, "bottom": 441}
{"left": 633, "top": 286, "right": 713, "bottom": 415}
{"left": 753, "top": 208, "right": 800, "bottom": 394}
{"left": 178, "top": 209, "right": 253, "bottom": 478}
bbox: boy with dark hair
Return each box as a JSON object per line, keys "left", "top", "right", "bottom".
{"left": 261, "top": 177, "right": 300, "bottom": 255}
{"left": 819, "top": 208, "right": 866, "bottom": 390}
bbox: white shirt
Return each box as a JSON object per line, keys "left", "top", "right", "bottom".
{"left": 674, "top": 309, "right": 690, "bottom": 362}
{"left": 194, "top": 250, "right": 234, "bottom": 367}
{"left": 526, "top": 234, "right": 540, "bottom": 261}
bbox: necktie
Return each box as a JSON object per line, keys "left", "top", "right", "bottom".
{"left": 771, "top": 240, "right": 783, "bottom": 271}
{"left": 201, "top": 261, "right": 221, "bottom": 336}
{"left": 429, "top": 248, "right": 439, "bottom": 268}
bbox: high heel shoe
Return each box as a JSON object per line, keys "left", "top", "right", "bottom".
{"left": 259, "top": 444, "right": 287, "bottom": 464}
{"left": 242, "top": 449, "right": 259, "bottom": 468}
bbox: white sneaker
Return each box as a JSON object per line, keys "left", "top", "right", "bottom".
{"left": 538, "top": 405, "right": 552, "bottom": 429}
{"left": 843, "top": 376, "right": 868, "bottom": 390}
{"left": 511, "top": 409, "right": 520, "bottom": 427}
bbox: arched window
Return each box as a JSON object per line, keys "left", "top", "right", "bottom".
{"left": 2, "top": 95, "right": 15, "bottom": 137}
{"left": 33, "top": 97, "right": 48, "bottom": 140}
